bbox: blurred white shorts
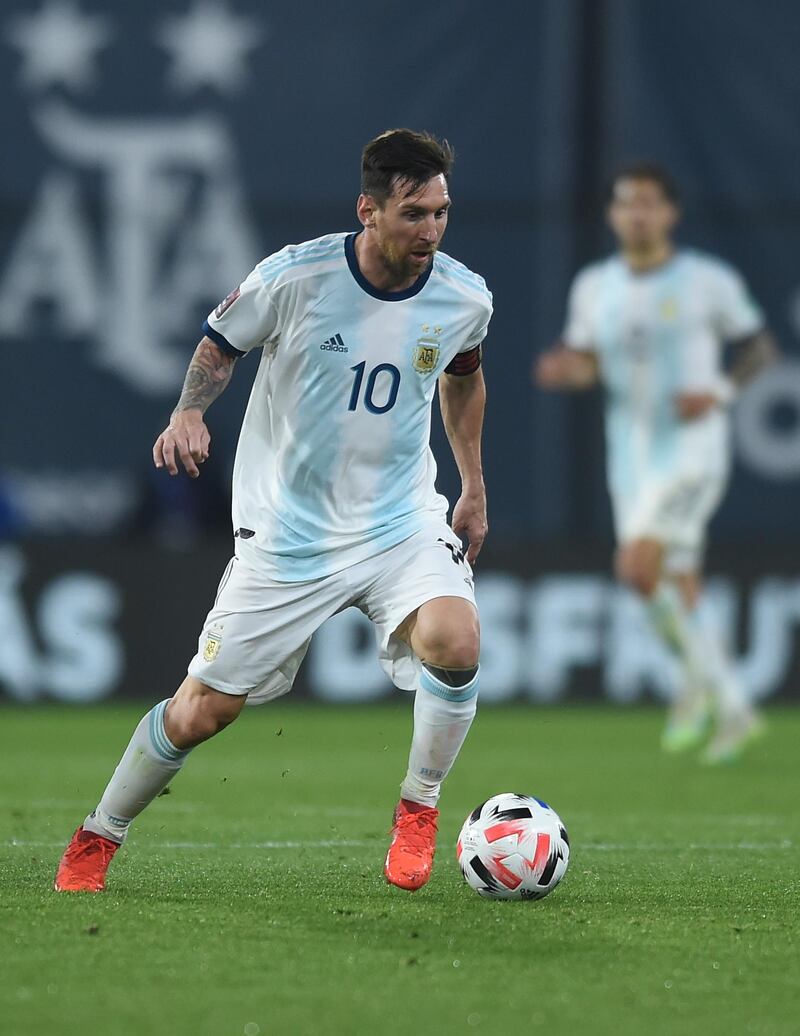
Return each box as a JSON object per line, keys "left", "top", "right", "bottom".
{"left": 187, "top": 522, "right": 477, "bottom": 704}
{"left": 611, "top": 472, "right": 727, "bottom": 572}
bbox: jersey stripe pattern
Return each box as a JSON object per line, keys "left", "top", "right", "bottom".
{"left": 205, "top": 232, "right": 492, "bottom": 581}
{"left": 562, "top": 249, "right": 763, "bottom": 501}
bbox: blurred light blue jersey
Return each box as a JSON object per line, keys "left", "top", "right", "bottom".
{"left": 562, "top": 250, "right": 763, "bottom": 499}
{"left": 204, "top": 232, "right": 492, "bottom": 581}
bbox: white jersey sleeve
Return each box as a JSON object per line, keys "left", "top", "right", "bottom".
{"left": 462, "top": 291, "right": 493, "bottom": 352}
{"left": 708, "top": 262, "right": 764, "bottom": 341}
{"left": 204, "top": 260, "right": 280, "bottom": 356}
{"left": 444, "top": 298, "right": 492, "bottom": 375}
{"left": 440, "top": 269, "right": 492, "bottom": 356}
{"left": 562, "top": 267, "right": 599, "bottom": 351}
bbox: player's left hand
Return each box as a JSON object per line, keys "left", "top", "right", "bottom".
{"left": 674, "top": 391, "right": 719, "bottom": 421}
{"left": 452, "top": 486, "right": 488, "bottom": 565}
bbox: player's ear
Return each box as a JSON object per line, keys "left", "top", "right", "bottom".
{"left": 357, "top": 193, "right": 378, "bottom": 229}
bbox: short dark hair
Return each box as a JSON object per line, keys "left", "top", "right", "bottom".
{"left": 607, "top": 162, "right": 680, "bottom": 204}
{"left": 361, "top": 129, "right": 455, "bottom": 205}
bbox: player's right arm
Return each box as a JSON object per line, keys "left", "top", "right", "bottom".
{"left": 153, "top": 338, "right": 237, "bottom": 478}
{"left": 533, "top": 268, "right": 600, "bottom": 391}
{"left": 535, "top": 343, "right": 599, "bottom": 390}
{"left": 153, "top": 259, "right": 280, "bottom": 477}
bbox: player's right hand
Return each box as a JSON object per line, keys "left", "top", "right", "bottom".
{"left": 534, "top": 349, "right": 572, "bottom": 388}
{"left": 534, "top": 346, "right": 598, "bottom": 390}
{"left": 153, "top": 409, "right": 211, "bottom": 478}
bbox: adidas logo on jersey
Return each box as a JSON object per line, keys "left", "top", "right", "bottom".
{"left": 320, "top": 333, "right": 348, "bottom": 352}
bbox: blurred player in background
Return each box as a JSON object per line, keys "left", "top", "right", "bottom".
{"left": 55, "top": 129, "right": 492, "bottom": 892}
{"left": 536, "top": 163, "right": 776, "bottom": 762}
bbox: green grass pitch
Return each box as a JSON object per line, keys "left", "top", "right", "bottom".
{"left": 1, "top": 703, "right": 798, "bottom": 1036}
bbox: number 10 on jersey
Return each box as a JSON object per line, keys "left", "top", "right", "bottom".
{"left": 348, "top": 362, "right": 401, "bottom": 414}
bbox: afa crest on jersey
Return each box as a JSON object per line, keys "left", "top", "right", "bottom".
{"left": 412, "top": 338, "right": 440, "bottom": 374}
{"left": 659, "top": 297, "right": 679, "bottom": 320}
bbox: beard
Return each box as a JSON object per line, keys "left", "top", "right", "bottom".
{"left": 377, "top": 236, "right": 436, "bottom": 283}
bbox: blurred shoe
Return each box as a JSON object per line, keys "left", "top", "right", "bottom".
{"left": 661, "top": 690, "right": 711, "bottom": 753}
{"left": 54, "top": 826, "right": 120, "bottom": 892}
{"left": 384, "top": 798, "right": 438, "bottom": 891}
{"left": 701, "top": 711, "right": 765, "bottom": 765}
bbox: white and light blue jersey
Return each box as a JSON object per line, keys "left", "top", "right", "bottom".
{"left": 562, "top": 249, "right": 763, "bottom": 499}
{"left": 204, "top": 232, "right": 492, "bottom": 581}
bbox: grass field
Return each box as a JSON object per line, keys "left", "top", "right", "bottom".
{"left": 1, "top": 704, "right": 798, "bottom": 1036}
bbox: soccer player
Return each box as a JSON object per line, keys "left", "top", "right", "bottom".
{"left": 55, "top": 129, "right": 492, "bottom": 892}
{"left": 536, "top": 163, "right": 776, "bottom": 763}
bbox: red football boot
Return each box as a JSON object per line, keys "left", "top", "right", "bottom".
{"left": 54, "top": 826, "right": 120, "bottom": 892}
{"left": 384, "top": 799, "right": 439, "bottom": 891}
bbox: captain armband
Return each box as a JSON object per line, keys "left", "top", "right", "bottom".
{"left": 444, "top": 345, "right": 482, "bottom": 376}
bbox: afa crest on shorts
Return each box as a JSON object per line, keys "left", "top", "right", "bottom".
{"left": 203, "top": 628, "right": 223, "bottom": 662}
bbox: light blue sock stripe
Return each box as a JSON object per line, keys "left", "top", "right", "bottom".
{"left": 419, "top": 666, "right": 480, "bottom": 703}
{"left": 148, "top": 700, "right": 188, "bottom": 762}
{"left": 148, "top": 702, "right": 173, "bottom": 760}
{"left": 151, "top": 703, "right": 186, "bottom": 761}
{"left": 155, "top": 702, "right": 187, "bottom": 761}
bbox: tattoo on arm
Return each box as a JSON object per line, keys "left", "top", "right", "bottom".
{"left": 173, "top": 338, "right": 236, "bottom": 415}
{"left": 729, "top": 329, "right": 778, "bottom": 387}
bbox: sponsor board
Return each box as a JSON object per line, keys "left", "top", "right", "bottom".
{"left": 1, "top": 541, "right": 798, "bottom": 705}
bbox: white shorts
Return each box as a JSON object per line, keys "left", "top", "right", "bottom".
{"left": 611, "top": 472, "right": 727, "bottom": 572}
{"left": 187, "top": 522, "right": 477, "bottom": 704}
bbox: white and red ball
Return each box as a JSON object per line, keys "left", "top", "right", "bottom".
{"left": 457, "top": 792, "right": 570, "bottom": 900}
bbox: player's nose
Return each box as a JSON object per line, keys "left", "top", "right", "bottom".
{"left": 420, "top": 214, "right": 439, "bottom": 241}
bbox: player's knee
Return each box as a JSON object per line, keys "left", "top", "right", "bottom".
{"left": 618, "top": 557, "right": 660, "bottom": 598}
{"left": 616, "top": 540, "right": 664, "bottom": 599}
{"left": 168, "top": 699, "right": 239, "bottom": 748}
{"left": 166, "top": 680, "right": 244, "bottom": 748}
{"left": 416, "top": 614, "right": 480, "bottom": 669}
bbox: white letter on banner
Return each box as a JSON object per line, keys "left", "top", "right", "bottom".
{"left": 0, "top": 548, "right": 41, "bottom": 702}
{"left": 527, "top": 576, "right": 606, "bottom": 701}
{"left": 735, "top": 360, "right": 800, "bottom": 479}
{"left": 473, "top": 573, "right": 524, "bottom": 702}
{"left": 38, "top": 574, "right": 123, "bottom": 702}
{"left": 605, "top": 587, "right": 675, "bottom": 702}
{"left": 0, "top": 174, "right": 100, "bottom": 337}
{"left": 738, "top": 578, "right": 800, "bottom": 701}
{"left": 309, "top": 609, "right": 391, "bottom": 702}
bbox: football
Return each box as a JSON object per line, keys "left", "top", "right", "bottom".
{"left": 457, "top": 792, "right": 570, "bottom": 900}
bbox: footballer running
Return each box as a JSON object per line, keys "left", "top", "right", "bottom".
{"left": 536, "top": 163, "right": 776, "bottom": 762}
{"left": 55, "top": 129, "right": 493, "bottom": 892}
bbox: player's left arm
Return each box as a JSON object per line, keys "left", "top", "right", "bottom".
{"left": 726, "top": 328, "right": 779, "bottom": 389}
{"left": 677, "top": 265, "right": 778, "bottom": 421}
{"left": 439, "top": 364, "right": 487, "bottom": 565}
{"left": 676, "top": 329, "right": 779, "bottom": 420}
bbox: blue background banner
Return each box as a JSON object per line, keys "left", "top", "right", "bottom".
{"left": 2, "top": 540, "right": 798, "bottom": 704}
{"left": 1, "top": 0, "right": 798, "bottom": 543}
{"left": 0, "top": 1, "right": 798, "bottom": 702}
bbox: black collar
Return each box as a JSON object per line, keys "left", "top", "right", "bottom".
{"left": 344, "top": 232, "right": 433, "bottom": 301}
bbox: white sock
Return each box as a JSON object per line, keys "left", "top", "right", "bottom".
{"left": 647, "top": 583, "right": 707, "bottom": 694}
{"left": 83, "top": 699, "right": 191, "bottom": 843}
{"left": 648, "top": 584, "right": 748, "bottom": 719}
{"left": 687, "top": 603, "right": 749, "bottom": 720}
{"left": 400, "top": 666, "right": 479, "bottom": 808}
